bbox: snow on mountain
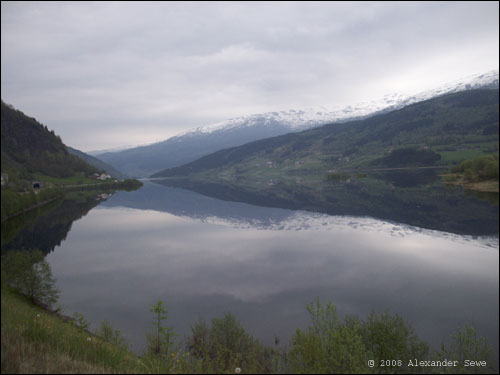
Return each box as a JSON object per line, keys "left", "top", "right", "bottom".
{"left": 97, "top": 70, "right": 498, "bottom": 177}
{"left": 176, "top": 69, "right": 499, "bottom": 137}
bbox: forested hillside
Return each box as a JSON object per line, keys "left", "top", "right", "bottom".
{"left": 1, "top": 101, "right": 97, "bottom": 182}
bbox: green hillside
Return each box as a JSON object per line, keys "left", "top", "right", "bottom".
{"left": 152, "top": 89, "right": 499, "bottom": 181}
{"left": 1, "top": 100, "right": 98, "bottom": 186}
{"left": 1, "top": 101, "right": 142, "bottom": 222}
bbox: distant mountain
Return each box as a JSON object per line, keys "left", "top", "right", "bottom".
{"left": 87, "top": 144, "right": 151, "bottom": 156}
{"left": 98, "top": 70, "right": 498, "bottom": 177}
{"left": 152, "top": 89, "right": 499, "bottom": 180}
{"left": 1, "top": 100, "right": 97, "bottom": 180}
{"left": 66, "top": 146, "right": 128, "bottom": 179}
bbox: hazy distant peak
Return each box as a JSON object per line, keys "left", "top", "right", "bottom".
{"left": 87, "top": 143, "right": 153, "bottom": 156}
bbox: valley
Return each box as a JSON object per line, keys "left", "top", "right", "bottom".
{"left": 2, "top": 88, "right": 499, "bottom": 373}
{"left": 96, "top": 71, "right": 499, "bottom": 178}
{"left": 2, "top": 3, "right": 499, "bottom": 373}
{"left": 152, "top": 90, "right": 499, "bottom": 196}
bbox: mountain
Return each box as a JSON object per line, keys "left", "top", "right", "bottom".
{"left": 95, "top": 120, "right": 294, "bottom": 178}
{"left": 151, "top": 89, "right": 499, "bottom": 235}
{"left": 1, "top": 100, "right": 98, "bottom": 182}
{"left": 65, "top": 146, "right": 128, "bottom": 179}
{"left": 97, "top": 70, "right": 498, "bottom": 178}
{"left": 152, "top": 89, "right": 499, "bottom": 180}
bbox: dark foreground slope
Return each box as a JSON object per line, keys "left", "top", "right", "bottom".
{"left": 1, "top": 101, "right": 97, "bottom": 181}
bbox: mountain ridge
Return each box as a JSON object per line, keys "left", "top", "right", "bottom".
{"left": 151, "top": 89, "right": 499, "bottom": 180}
{"left": 97, "top": 70, "right": 499, "bottom": 178}
{"left": 176, "top": 69, "right": 499, "bottom": 136}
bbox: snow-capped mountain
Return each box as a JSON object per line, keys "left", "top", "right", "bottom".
{"left": 96, "top": 70, "right": 498, "bottom": 178}
{"left": 182, "top": 69, "right": 499, "bottom": 136}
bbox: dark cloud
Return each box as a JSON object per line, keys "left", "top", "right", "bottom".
{"left": 1, "top": 1, "right": 498, "bottom": 151}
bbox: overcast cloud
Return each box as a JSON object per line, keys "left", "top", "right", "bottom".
{"left": 1, "top": 1, "right": 498, "bottom": 151}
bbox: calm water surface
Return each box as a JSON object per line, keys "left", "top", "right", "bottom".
{"left": 4, "top": 181, "right": 499, "bottom": 360}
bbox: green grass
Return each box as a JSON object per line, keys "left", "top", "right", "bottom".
{"left": 2, "top": 284, "right": 498, "bottom": 374}
{"left": 31, "top": 173, "right": 98, "bottom": 186}
{"left": 438, "top": 149, "right": 487, "bottom": 165}
{"left": 1, "top": 286, "right": 270, "bottom": 374}
{"left": 1, "top": 288, "right": 143, "bottom": 374}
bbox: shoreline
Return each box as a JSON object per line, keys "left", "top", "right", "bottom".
{"left": 440, "top": 174, "right": 499, "bottom": 193}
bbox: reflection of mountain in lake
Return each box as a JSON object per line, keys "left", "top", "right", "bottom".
{"left": 372, "top": 169, "right": 440, "bottom": 188}
{"left": 100, "top": 181, "right": 296, "bottom": 228}
{"left": 1, "top": 194, "right": 102, "bottom": 255}
{"left": 148, "top": 170, "right": 498, "bottom": 236}
{"left": 3, "top": 170, "right": 497, "bottom": 257}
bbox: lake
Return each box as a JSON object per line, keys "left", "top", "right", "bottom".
{"left": 2, "top": 178, "right": 499, "bottom": 364}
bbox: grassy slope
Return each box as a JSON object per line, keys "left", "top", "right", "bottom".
{"left": 1, "top": 288, "right": 143, "bottom": 374}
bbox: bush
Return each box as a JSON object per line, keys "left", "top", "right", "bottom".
{"left": 450, "top": 155, "right": 499, "bottom": 182}
{"left": 289, "top": 298, "right": 429, "bottom": 374}
{"left": 1, "top": 249, "right": 59, "bottom": 308}
{"left": 289, "top": 298, "right": 369, "bottom": 373}
{"left": 363, "top": 311, "right": 428, "bottom": 373}
{"left": 186, "top": 313, "right": 272, "bottom": 374}
{"left": 96, "top": 320, "right": 128, "bottom": 349}
{"left": 434, "top": 323, "right": 496, "bottom": 374}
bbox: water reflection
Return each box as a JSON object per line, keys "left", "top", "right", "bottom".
{"left": 372, "top": 169, "right": 439, "bottom": 187}
{"left": 464, "top": 188, "right": 499, "bottom": 206}
{"left": 1, "top": 179, "right": 498, "bottom": 365}
{"left": 1, "top": 193, "right": 101, "bottom": 255}
{"left": 150, "top": 170, "right": 499, "bottom": 235}
{"left": 43, "top": 202, "right": 498, "bottom": 361}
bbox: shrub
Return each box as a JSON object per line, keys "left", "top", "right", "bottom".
{"left": 186, "top": 313, "right": 272, "bottom": 373}
{"left": 434, "top": 323, "right": 496, "bottom": 374}
{"left": 363, "top": 311, "right": 429, "bottom": 373}
{"left": 96, "top": 320, "right": 128, "bottom": 349}
{"left": 1, "top": 249, "right": 59, "bottom": 309}
{"left": 289, "top": 298, "right": 369, "bottom": 373}
{"left": 289, "top": 299, "right": 430, "bottom": 374}
{"left": 450, "top": 155, "right": 499, "bottom": 182}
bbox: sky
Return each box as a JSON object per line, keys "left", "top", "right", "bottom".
{"left": 1, "top": 1, "right": 499, "bottom": 152}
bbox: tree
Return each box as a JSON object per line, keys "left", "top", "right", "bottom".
{"left": 1, "top": 249, "right": 59, "bottom": 308}
{"left": 363, "top": 311, "right": 429, "bottom": 373}
{"left": 186, "top": 313, "right": 271, "bottom": 374}
{"left": 434, "top": 323, "right": 496, "bottom": 374}
{"left": 289, "top": 299, "right": 429, "bottom": 374}
{"left": 289, "top": 298, "right": 369, "bottom": 373}
{"left": 147, "top": 300, "right": 177, "bottom": 356}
